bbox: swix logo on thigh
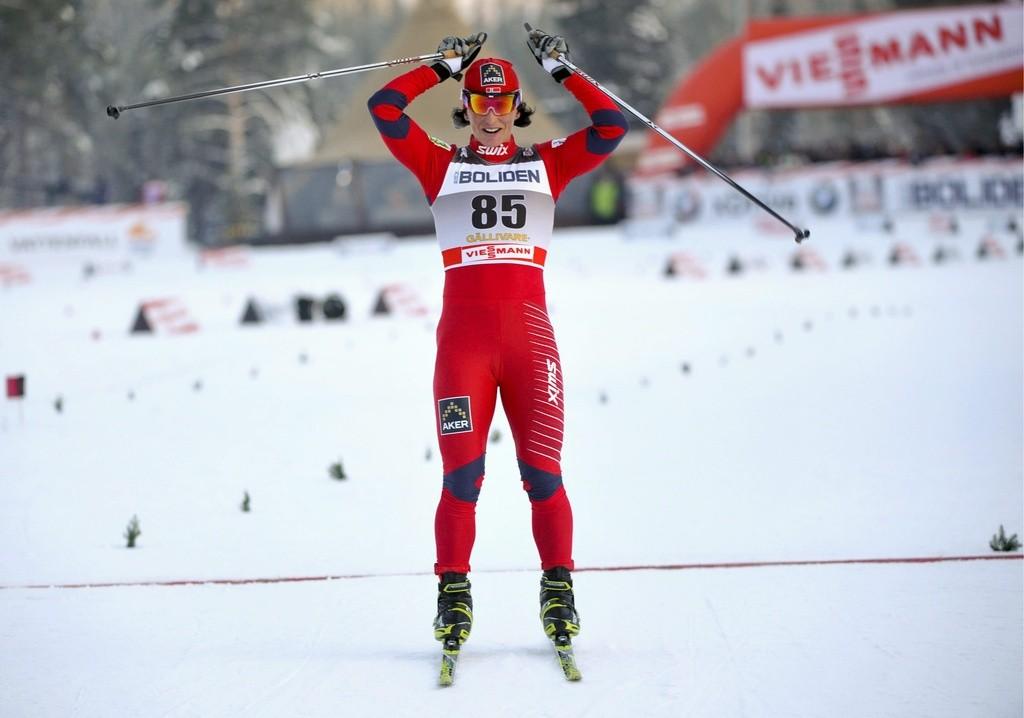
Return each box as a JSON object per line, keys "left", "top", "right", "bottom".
{"left": 438, "top": 396, "right": 473, "bottom": 435}
{"left": 546, "top": 359, "right": 560, "bottom": 405}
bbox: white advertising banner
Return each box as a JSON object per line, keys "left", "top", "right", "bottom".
{"left": 627, "top": 157, "right": 1023, "bottom": 234}
{"left": 743, "top": 4, "right": 1024, "bottom": 107}
{"left": 0, "top": 203, "right": 189, "bottom": 262}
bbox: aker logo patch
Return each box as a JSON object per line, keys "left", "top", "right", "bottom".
{"left": 438, "top": 396, "right": 473, "bottom": 435}
{"left": 479, "top": 62, "right": 506, "bottom": 87}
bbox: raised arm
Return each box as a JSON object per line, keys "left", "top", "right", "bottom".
{"left": 367, "top": 34, "right": 485, "bottom": 203}
{"left": 526, "top": 29, "right": 629, "bottom": 200}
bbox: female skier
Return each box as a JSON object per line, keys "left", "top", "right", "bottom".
{"left": 368, "top": 28, "right": 627, "bottom": 653}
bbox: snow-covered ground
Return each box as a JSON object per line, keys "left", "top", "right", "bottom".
{"left": 1, "top": 220, "right": 1021, "bottom": 716}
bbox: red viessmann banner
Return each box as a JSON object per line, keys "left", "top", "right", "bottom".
{"left": 743, "top": 4, "right": 1023, "bottom": 108}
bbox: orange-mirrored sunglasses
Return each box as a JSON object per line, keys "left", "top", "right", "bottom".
{"left": 462, "top": 91, "right": 520, "bottom": 116}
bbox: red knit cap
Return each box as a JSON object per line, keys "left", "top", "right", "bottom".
{"left": 463, "top": 58, "right": 520, "bottom": 95}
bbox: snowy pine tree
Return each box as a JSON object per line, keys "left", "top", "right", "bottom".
{"left": 154, "top": 0, "right": 322, "bottom": 245}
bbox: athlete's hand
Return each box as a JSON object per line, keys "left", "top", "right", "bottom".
{"left": 432, "top": 32, "right": 487, "bottom": 82}
{"left": 526, "top": 28, "right": 571, "bottom": 83}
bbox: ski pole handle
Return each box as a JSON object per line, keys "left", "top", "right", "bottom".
{"left": 439, "top": 32, "right": 488, "bottom": 60}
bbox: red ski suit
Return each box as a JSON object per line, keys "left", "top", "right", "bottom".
{"left": 369, "top": 64, "right": 627, "bottom": 575}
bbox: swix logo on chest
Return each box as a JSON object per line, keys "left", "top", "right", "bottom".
{"left": 546, "top": 359, "right": 560, "bottom": 405}
{"left": 476, "top": 144, "right": 508, "bottom": 157}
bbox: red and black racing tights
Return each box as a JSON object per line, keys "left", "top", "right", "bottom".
{"left": 432, "top": 264, "right": 573, "bottom": 575}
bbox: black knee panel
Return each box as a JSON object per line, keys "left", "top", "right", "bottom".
{"left": 443, "top": 455, "right": 486, "bottom": 502}
{"left": 518, "top": 459, "right": 563, "bottom": 501}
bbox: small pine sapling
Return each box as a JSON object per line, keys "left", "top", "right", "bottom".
{"left": 990, "top": 525, "right": 1021, "bottom": 552}
{"left": 241, "top": 491, "right": 251, "bottom": 512}
{"left": 124, "top": 515, "right": 141, "bottom": 548}
{"left": 329, "top": 461, "right": 347, "bottom": 480}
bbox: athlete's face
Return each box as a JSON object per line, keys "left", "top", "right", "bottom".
{"left": 465, "top": 92, "right": 520, "bottom": 147}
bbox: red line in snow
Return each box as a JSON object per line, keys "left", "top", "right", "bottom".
{"left": 574, "top": 554, "right": 1023, "bottom": 573}
{"left": 1, "top": 554, "right": 1019, "bottom": 591}
{"left": 2, "top": 572, "right": 426, "bottom": 591}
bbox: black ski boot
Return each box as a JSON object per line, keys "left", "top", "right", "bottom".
{"left": 540, "top": 566, "right": 580, "bottom": 640}
{"left": 433, "top": 572, "right": 473, "bottom": 646}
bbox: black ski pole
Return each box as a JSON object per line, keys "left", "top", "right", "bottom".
{"left": 105, "top": 47, "right": 469, "bottom": 119}
{"left": 525, "top": 23, "right": 809, "bottom": 244}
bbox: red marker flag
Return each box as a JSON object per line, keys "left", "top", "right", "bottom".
{"left": 6, "top": 375, "right": 25, "bottom": 399}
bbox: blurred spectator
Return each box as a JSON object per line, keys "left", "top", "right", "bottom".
{"left": 588, "top": 168, "right": 626, "bottom": 224}
{"left": 91, "top": 177, "right": 110, "bottom": 204}
{"left": 142, "top": 180, "right": 169, "bottom": 204}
